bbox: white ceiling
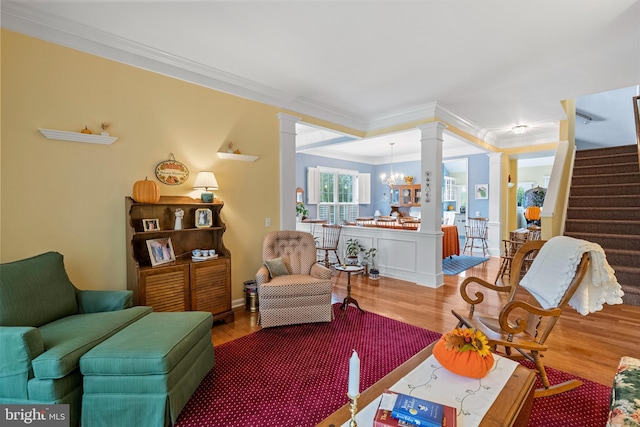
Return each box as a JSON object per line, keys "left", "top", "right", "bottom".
{"left": 2, "top": 1, "right": 639, "bottom": 164}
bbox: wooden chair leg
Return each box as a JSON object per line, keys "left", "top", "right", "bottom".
{"left": 531, "top": 351, "right": 583, "bottom": 398}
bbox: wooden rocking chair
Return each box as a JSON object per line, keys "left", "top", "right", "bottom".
{"left": 452, "top": 239, "right": 591, "bottom": 398}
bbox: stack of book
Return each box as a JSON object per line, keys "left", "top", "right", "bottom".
{"left": 374, "top": 390, "right": 457, "bottom": 427}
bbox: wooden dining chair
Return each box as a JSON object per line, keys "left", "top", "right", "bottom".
{"left": 494, "top": 231, "right": 529, "bottom": 285}
{"left": 452, "top": 239, "right": 592, "bottom": 398}
{"left": 462, "top": 217, "right": 489, "bottom": 256}
{"left": 317, "top": 224, "right": 342, "bottom": 267}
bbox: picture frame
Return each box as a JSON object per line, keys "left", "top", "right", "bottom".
{"left": 195, "top": 208, "right": 213, "bottom": 228}
{"left": 142, "top": 218, "right": 160, "bottom": 231}
{"left": 475, "top": 184, "right": 488, "bottom": 200}
{"left": 146, "top": 237, "right": 176, "bottom": 267}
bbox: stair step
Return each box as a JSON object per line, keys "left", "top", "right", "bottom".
{"left": 566, "top": 207, "right": 639, "bottom": 221}
{"left": 573, "top": 162, "right": 640, "bottom": 175}
{"left": 576, "top": 144, "right": 638, "bottom": 158}
{"left": 567, "top": 194, "right": 640, "bottom": 207}
{"left": 605, "top": 249, "right": 640, "bottom": 267}
{"left": 570, "top": 182, "right": 640, "bottom": 196}
{"left": 614, "top": 265, "right": 640, "bottom": 305}
{"left": 574, "top": 152, "right": 639, "bottom": 167}
{"left": 617, "top": 269, "right": 640, "bottom": 305}
{"left": 565, "top": 219, "right": 640, "bottom": 235}
{"left": 564, "top": 232, "right": 640, "bottom": 251}
{"left": 571, "top": 172, "right": 640, "bottom": 186}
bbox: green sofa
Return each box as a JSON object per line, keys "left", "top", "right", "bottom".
{"left": 0, "top": 252, "right": 152, "bottom": 426}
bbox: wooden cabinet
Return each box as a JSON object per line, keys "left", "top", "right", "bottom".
{"left": 443, "top": 177, "right": 456, "bottom": 201}
{"left": 391, "top": 184, "right": 421, "bottom": 207}
{"left": 125, "top": 196, "right": 233, "bottom": 324}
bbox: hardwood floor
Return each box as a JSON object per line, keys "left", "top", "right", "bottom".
{"left": 212, "top": 256, "right": 640, "bottom": 387}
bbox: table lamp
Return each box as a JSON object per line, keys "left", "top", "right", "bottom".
{"left": 194, "top": 171, "right": 219, "bottom": 203}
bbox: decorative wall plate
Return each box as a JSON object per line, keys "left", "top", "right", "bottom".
{"left": 155, "top": 153, "right": 189, "bottom": 185}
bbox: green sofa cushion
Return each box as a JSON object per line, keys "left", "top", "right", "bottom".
{"left": 0, "top": 252, "right": 78, "bottom": 327}
{"left": 80, "top": 311, "right": 213, "bottom": 376}
{"left": 77, "top": 290, "right": 133, "bottom": 313}
{"left": 33, "top": 306, "right": 152, "bottom": 379}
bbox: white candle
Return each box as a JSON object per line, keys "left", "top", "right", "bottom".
{"left": 348, "top": 349, "right": 360, "bottom": 397}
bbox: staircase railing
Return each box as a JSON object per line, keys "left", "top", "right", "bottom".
{"left": 633, "top": 95, "right": 640, "bottom": 168}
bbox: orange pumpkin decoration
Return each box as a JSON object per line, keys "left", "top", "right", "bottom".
{"left": 80, "top": 126, "right": 92, "bottom": 134}
{"left": 432, "top": 331, "right": 495, "bottom": 379}
{"left": 524, "top": 206, "right": 541, "bottom": 221}
{"left": 132, "top": 177, "right": 160, "bottom": 204}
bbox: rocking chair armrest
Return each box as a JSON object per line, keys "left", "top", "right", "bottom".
{"left": 459, "top": 276, "right": 511, "bottom": 306}
{"left": 498, "top": 300, "right": 562, "bottom": 336}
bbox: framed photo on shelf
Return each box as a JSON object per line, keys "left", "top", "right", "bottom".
{"left": 195, "top": 208, "right": 212, "bottom": 228}
{"left": 475, "top": 184, "right": 488, "bottom": 200}
{"left": 142, "top": 218, "right": 160, "bottom": 231}
{"left": 146, "top": 237, "right": 176, "bottom": 267}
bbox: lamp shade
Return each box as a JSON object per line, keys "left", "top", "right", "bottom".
{"left": 193, "top": 171, "right": 219, "bottom": 190}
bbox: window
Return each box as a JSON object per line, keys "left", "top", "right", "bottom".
{"left": 308, "top": 167, "right": 370, "bottom": 224}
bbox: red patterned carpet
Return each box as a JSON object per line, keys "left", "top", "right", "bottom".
{"left": 174, "top": 304, "right": 611, "bottom": 426}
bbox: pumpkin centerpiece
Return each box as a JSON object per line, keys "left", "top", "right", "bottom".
{"left": 132, "top": 177, "right": 160, "bottom": 204}
{"left": 433, "top": 327, "right": 494, "bottom": 378}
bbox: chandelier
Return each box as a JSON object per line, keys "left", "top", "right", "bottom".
{"left": 380, "top": 142, "right": 403, "bottom": 187}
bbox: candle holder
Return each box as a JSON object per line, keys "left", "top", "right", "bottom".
{"left": 348, "top": 393, "right": 360, "bottom": 427}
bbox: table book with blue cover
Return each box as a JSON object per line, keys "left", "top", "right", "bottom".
{"left": 382, "top": 391, "right": 445, "bottom": 427}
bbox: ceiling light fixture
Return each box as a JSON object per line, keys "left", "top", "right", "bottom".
{"left": 380, "top": 142, "right": 403, "bottom": 188}
{"left": 512, "top": 125, "right": 528, "bottom": 135}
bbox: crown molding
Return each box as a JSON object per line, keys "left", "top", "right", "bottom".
{"left": 1, "top": 2, "right": 369, "bottom": 130}
{"left": 1, "top": 2, "right": 557, "bottom": 150}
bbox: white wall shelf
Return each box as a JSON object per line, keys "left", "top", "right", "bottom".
{"left": 216, "top": 152, "right": 258, "bottom": 162}
{"left": 39, "top": 128, "right": 118, "bottom": 145}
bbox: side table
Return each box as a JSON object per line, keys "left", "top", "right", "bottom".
{"left": 334, "top": 264, "right": 364, "bottom": 314}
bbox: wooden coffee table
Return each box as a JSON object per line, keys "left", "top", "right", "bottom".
{"left": 318, "top": 342, "right": 535, "bottom": 427}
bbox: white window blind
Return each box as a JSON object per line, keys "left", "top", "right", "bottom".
{"left": 358, "top": 173, "right": 371, "bottom": 204}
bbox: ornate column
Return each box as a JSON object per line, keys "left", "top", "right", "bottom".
{"left": 487, "top": 152, "right": 503, "bottom": 256}
{"left": 277, "top": 113, "right": 301, "bottom": 230}
{"left": 414, "top": 121, "right": 447, "bottom": 288}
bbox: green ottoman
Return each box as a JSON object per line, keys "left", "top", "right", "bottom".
{"left": 80, "top": 312, "right": 214, "bottom": 427}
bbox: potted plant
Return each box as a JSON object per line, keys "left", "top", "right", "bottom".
{"left": 366, "top": 248, "right": 379, "bottom": 279}
{"left": 296, "top": 203, "right": 309, "bottom": 221}
{"left": 345, "top": 238, "right": 365, "bottom": 265}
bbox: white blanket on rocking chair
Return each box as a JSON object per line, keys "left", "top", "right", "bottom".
{"left": 520, "top": 236, "right": 624, "bottom": 315}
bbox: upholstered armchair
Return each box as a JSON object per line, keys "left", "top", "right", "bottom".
{"left": 256, "top": 230, "right": 333, "bottom": 328}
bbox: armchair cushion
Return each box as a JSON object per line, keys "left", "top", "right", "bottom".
{"left": 264, "top": 257, "right": 289, "bottom": 278}
{"left": 0, "top": 252, "right": 78, "bottom": 327}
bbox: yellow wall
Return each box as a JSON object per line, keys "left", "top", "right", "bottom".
{"left": 1, "top": 30, "right": 281, "bottom": 300}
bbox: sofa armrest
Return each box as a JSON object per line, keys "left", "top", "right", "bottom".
{"left": 76, "top": 290, "right": 133, "bottom": 313}
{"left": 0, "top": 326, "right": 44, "bottom": 399}
{"left": 256, "top": 266, "right": 270, "bottom": 286}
